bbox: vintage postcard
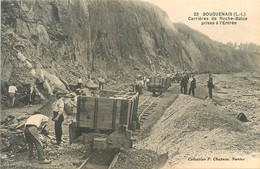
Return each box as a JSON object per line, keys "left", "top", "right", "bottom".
{"left": 1, "top": 0, "right": 259, "bottom": 168}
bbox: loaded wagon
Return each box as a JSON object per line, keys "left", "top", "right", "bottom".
{"left": 147, "top": 76, "right": 171, "bottom": 95}
{"left": 69, "top": 90, "right": 139, "bottom": 149}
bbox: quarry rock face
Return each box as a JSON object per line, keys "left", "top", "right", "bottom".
{"left": 1, "top": 0, "right": 259, "bottom": 88}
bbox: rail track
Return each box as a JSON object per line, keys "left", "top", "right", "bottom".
{"left": 78, "top": 148, "right": 120, "bottom": 169}
{"left": 138, "top": 95, "right": 160, "bottom": 125}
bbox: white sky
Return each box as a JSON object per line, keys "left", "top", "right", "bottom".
{"left": 142, "top": 0, "right": 260, "bottom": 45}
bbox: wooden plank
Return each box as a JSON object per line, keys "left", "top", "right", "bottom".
{"left": 97, "top": 98, "right": 114, "bottom": 130}
{"left": 128, "top": 100, "right": 133, "bottom": 130}
{"left": 79, "top": 97, "right": 95, "bottom": 128}
{"left": 126, "top": 100, "right": 131, "bottom": 127}
{"left": 79, "top": 120, "right": 113, "bottom": 129}
{"left": 125, "top": 100, "right": 131, "bottom": 128}
{"left": 76, "top": 96, "right": 82, "bottom": 121}
{"left": 119, "top": 100, "right": 129, "bottom": 125}
{"left": 112, "top": 100, "right": 117, "bottom": 130}
{"left": 94, "top": 98, "right": 98, "bottom": 131}
{"left": 115, "top": 100, "right": 121, "bottom": 130}
{"left": 133, "top": 95, "right": 139, "bottom": 122}
{"left": 99, "top": 90, "right": 118, "bottom": 97}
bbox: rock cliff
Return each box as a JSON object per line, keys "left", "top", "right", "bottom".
{"left": 1, "top": 0, "right": 259, "bottom": 91}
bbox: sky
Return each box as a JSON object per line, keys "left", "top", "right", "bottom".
{"left": 143, "top": 0, "right": 260, "bottom": 45}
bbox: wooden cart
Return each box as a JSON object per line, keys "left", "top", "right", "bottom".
{"left": 69, "top": 90, "right": 139, "bottom": 149}
{"left": 147, "top": 77, "right": 171, "bottom": 95}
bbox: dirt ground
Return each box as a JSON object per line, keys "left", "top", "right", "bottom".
{"left": 1, "top": 72, "right": 260, "bottom": 169}
{"left": 135, "top": 72, "right": 260, "bottom": 169}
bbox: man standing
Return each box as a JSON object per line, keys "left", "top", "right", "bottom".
{"left": 28, "top": 84, "right": 36, "bottom": 106}
{"left": 52, "top": 92, "right": 64, "bottom": 145}
{"left": 188, "top": 75, "right": 196, "bottom": 97}
{"left": 77, "top": 77, "right": 83, "bottom": 89}
{"left": 8, "top": 84, "right": 18, "bottom": 107}
{"left": 24, "top": 113, "right": 51, "bottom": 164}
{"left": 207, "top": 74, "right": 214, "bottom": 98}
{"left": 144, "top": 76, "right": 150, "bottom": 90}
{"left": 98, "top": 76, "right": 105, "bottom": 90}
{"left": 180, "top": 74, "right": 188, "bottom": 94}
{"left": 135, "top": 75, "right": 144, "bottom": 95}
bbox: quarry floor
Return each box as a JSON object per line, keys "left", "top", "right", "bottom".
{"left": 1, "top": 72, "right": 260, "bottom": 169}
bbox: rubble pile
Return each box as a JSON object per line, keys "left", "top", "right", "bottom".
{"left": 0, "top": 114, "right": 30, "bottom": 165}
{"left": 136, "top": 92, "right": 260, "bottom": 168}
{"left": 0, "top": 129, "right": 26, "bottom": 154}
{"left": 0, "top": 111, "right": 83, "bottom": 168}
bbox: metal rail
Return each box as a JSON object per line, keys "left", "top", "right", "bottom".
{"left": 138, "top": 97, "right": 159, "bottom": 121}
{"left": 138, "top": 96, "right": 151, "bottom": 107}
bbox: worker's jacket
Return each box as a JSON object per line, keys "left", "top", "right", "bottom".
{"left": 207, "top": 77, "right": 214, "bottom": 88}
{"left": 190, "top": 78, "right": 196, "bottom": 88}
{"left": 181, "top": 76, "right": 188, "bottom": 86}
{"left": 24, "top": 114, "right": 49, "bottom": 146}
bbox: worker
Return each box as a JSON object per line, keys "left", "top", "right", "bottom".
{"left": 98, "top": 76, "right": 105, "bottom": 90}
{"left": 87, "top": 77, "right": 94, "bottom": 84}
{"left": 143, "top": 76, "right": 147, "bottom": 87}
{"left": 180, "top": 74, "right": 188, "bottom": 94}
{"left": 8, "top": 84, "right": 18, "bottom": 107}
{"left": 75, "top": 87, "right": 83, "bottom": 95}
{"left": 145, "top": 76, "right": 150, "bottom": 89}
{"left": 77, "top": 77, "right": 83, "bottom": 88}
{"left": 24, "top": 113, "right": 51, "bottom": 164}
{"left": 135, "top": 75, "right": 143, "bottom": 94}
{"left": 28, "top": 84, "right": 36, "bottom": 106}
{"left": 52, "top": 92, "right": 64, "bottom": 145}
{"left": 188, "top": 75, "right": 196, "bottom": 97}
{"left": 207, "top": 73, "right": 214, "bottom": 98}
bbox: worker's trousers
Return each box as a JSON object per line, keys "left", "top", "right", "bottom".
{"left": 135, "top": 85, "right": 142, "bottom": 95}
{"left": 189, "top": 87, "right": 195, "bottom": 97}
{"left": 24, "top": 125, "right": 45, "bottom": 161}
{"left": 99, "top": 83, "right": 104, "bottom": 90}
{"left": 53, "top": 111, "right": 64, "bottom": 144}
{"left": 181, "top": 85, "right": 188, "bottom": 94}
{"left": 8, "top": 93, "right": 15, "bottom": 107}
{"left": 208, "top": 88, "right": 213, "bottom": 98}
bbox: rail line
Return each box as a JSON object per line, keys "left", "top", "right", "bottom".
{"left": 138, "top": 95, "right": 160, "bottom": 124}
{"left": 78, "top": 148, "right": 120, "bottom": 169}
